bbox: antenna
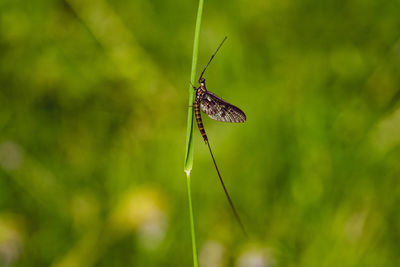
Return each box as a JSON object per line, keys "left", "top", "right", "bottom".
{"left": 198, "top": 36, "right": 228, "bottom": 82}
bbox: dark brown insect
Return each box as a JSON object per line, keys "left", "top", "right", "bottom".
{"left": 193, "top": 37, "right": 247, "bottom": 236}
{"left": 194, "top": 79, "right": 246, "bottom": 143}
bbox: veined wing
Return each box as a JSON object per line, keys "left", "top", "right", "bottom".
{"left": 200, "top": 91, "right": 246, "bottom": 123}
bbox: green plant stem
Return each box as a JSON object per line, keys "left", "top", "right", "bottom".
{"left": 184, "top": 0, "right": 204, "bottom": 173}
{"left": 186, "top": 173, "right": 199, "bottom": 267}
{"left": 184, "top": 0, "right": 204, "bottom": 266}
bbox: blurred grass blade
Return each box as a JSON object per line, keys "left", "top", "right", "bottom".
{"left": 184, "top": 0, "right": 204, "bottom": 174}
{"left": 186, "top": 172, "right": 199, "bottom": 267}
{"left": 184, "top": 0, "right": 204, "bottom": 266}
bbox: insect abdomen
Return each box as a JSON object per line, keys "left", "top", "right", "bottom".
{"left": 194, "top": 100, "right": 208, "bottom": 143}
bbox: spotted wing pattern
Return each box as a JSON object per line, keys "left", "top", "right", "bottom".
{"left": 200, "top": 91, "right": 246, "bottom": 123}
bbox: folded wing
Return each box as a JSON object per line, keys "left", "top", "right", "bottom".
{"left": 200, "top": 92, "right": 246, "bottom": 123}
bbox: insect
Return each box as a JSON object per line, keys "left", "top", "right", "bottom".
{"left": 193, "top": 37, "right": 247, "bottom": 235}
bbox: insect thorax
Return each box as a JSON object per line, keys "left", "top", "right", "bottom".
{"left": 196, "top": 86, "right": 207, "bottom": 100}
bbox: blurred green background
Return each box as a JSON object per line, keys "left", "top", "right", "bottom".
{"left": 1, "top": 0, "right": 400, "bottom": 266}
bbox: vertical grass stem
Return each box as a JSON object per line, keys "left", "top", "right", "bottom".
{"left": 184, "top": 0, "right": 204, "bottom": 266}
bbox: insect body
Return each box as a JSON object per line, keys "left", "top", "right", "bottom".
{"left": 192, "top": 37, "right": 247, "bottom": 235}
{"left": 194, "top": 78, "right": 246, "bottom": 143}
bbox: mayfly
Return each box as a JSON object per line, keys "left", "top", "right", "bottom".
{"left": 193, "top": 37, "right": 247, "bottom": 235}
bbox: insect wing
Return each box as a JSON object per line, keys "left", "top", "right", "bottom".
{"left": 200, "top": 92, "right": 246, "bottom": 123}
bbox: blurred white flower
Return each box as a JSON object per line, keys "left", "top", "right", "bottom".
{"left": 137, "top": 215, "right": 167, "bottom": 250}
{"left": 199, "top": 240, "right": 226, "bottom": 267}
{"left": 345, "top": 211, "right": 366, "bottom": 243}
{"left": 236, "top": 247, "right": 275, "bottom": 267}
{"left": 110, "top": 187, "right": 168, "bottom": 250}
{"left": 0, "top": 141, "right": 24, "bottom": 171}
{"left": 0, "top": 215, "right": 24, "bottom": 266}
